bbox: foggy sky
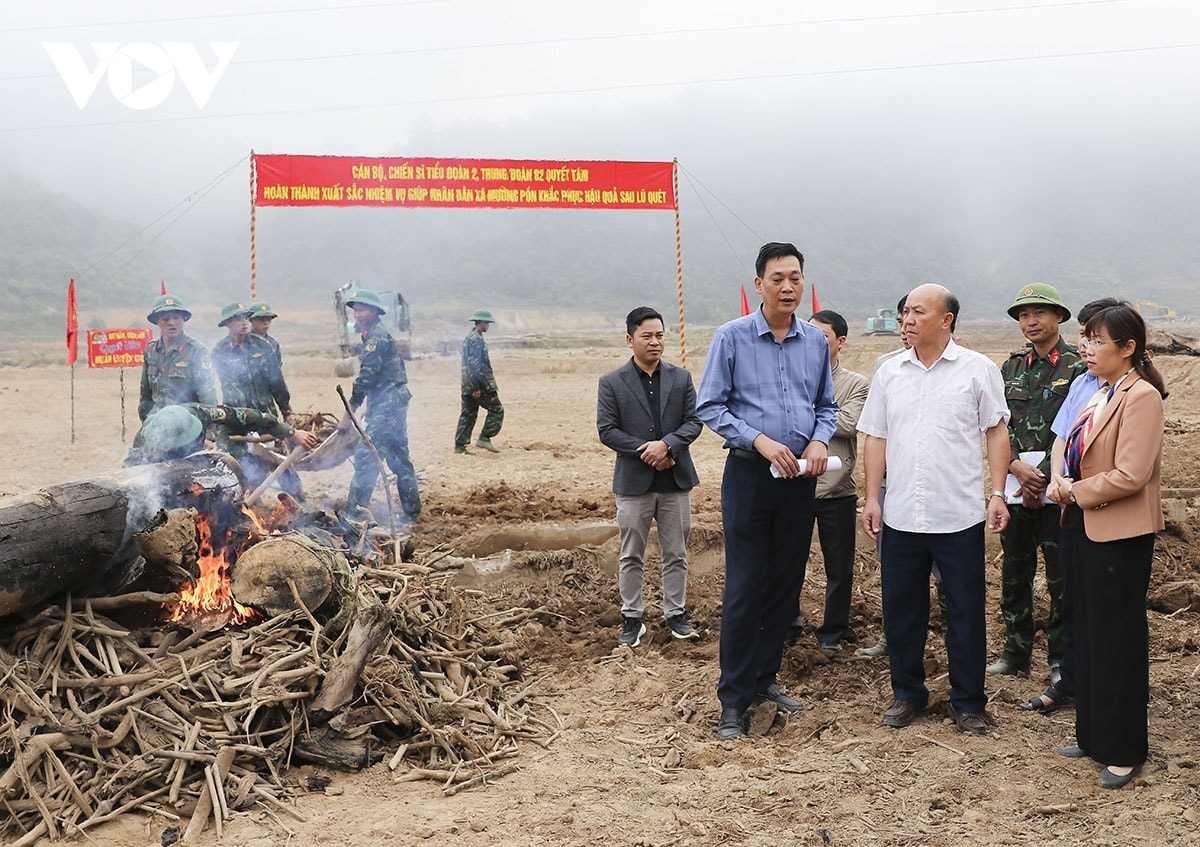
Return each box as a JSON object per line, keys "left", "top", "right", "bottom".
{"left": 3, "top": 0, "right": 1200, "bottom": 318}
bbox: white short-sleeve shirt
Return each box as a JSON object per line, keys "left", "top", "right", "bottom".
{"left": 858, "top": 339, "right": 1010, "bottom": 533}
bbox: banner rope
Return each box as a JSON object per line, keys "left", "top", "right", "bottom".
{"left": 249, "top": 151, "right": 258, "bottom": 302}
{"left": 673, "top": 159, "right": 686, "bottom": 369}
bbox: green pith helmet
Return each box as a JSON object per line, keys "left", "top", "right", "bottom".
{"left": 470, "top": 309, "right": 495, "bottom": 323}
{"left": 345, "top": 288, "right": 386, "bottom": 315}
{"left": 218, "top": 300, "right": 254, "bottom": 327}
{"left": 146, "top": 294, "right": 192, "bottom": 324}
{"left": 1007, "top": 283, "right": 1071, "bottom": 322}
{"left": 250, "top": 301, "right": 278, "bottom": 319}
{"left": 141, "top": 405, "right": 203, "bottom": 453}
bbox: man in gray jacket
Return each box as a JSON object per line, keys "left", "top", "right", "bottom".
{"left": 598, "top": 306, "right": 703, "bottom": 647}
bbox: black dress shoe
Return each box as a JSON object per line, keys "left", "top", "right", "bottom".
{"left": 1055, "top": 745, "right": 1087, "bottom": 758}
{"left": 1098, "top": 764, "right": 1142, "bottom": 789}
{"left": 881, "top": 699, "right": 925, "bottom": 728}
{"left": 716, "top": 707, "right": 746, "bottom": 740}
{"left": 754, "top": 683, "right": 804, "bottom": 712}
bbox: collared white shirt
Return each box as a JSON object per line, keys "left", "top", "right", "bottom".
{"left": 858, "top": 338, "right": 1010, "bottom": 533}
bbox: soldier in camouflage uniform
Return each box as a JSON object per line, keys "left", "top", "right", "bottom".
{"left": 988, "top": 283, "right": 1086, "bottom": 679}
{"left": 249, "top": 301, "right": 284, "bottom": 370}
{"left": 211, "top": 300, "right": 302, "bottom": 496}
{"left": 138, "top": 294, "right": 219, "bottom": 423}
{"left": 455, "top": 309, "right": 504, "bottom": 454}
{"left": 211, "top": 301, "right": 291, "bottom": 418}
{"left": 337, "top": 289, "right": 421, "bottom": 521}
{"left": 124, "top": 403, "right": 316, "bottom": 467}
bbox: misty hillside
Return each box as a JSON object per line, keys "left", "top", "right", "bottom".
{"left": 0, "top": 172, "right": 212, "bottom": 336}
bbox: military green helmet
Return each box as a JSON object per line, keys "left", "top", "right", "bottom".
{"left": 218, "top": 300, "right": 254, "bottom": 327}
{"left": 250, "top": 301, "right": 278, "bottom": 319}
{"left": 469, "top": 309, "right": 495, "bottom": 323}
{"left": 146, "top": 294, "right": 192, "bottom": 324}
{"left": 1008, "top": 283, "right": 1071, "bottom": 322}
{"left": 141, "top": 405, "right": 203, "bottom": 453}
{"left": 345, "top": 288, "right": 386, "bottom": 315}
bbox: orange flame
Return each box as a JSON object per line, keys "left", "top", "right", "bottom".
{"left": 167, "top": 513, "right": 262, "bottom": 628}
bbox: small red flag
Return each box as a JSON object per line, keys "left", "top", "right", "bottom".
{"left": 740, "top": 285, "right": 751, "bottom": 317}
{"left": 66, "top": 278, "right": 78, "bottom": 365}
{"left": 160, "top": 279, "right": 167, "bottom": 295}
{"left": 811, "top": 283, "right": 821, "bottom": 314}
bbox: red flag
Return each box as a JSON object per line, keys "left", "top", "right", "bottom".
{"left": 160, "top": 279, "right": 167, "bottom": 295}
{"left": 811, "top": 283, "right": 821, "bottom": 314}
{"left": 740, "top": 285, "right": 751, "bottom": 317}
{"left": 66, "top": 278, "right": 78, "bottom": 365}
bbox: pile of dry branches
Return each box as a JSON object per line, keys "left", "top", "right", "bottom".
{"left": 0, "top": 563, "right": 557, "bottom": 845}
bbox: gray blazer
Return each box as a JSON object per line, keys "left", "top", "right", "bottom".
{"left": 597, "top": 358, "right": 701, "bottom": 496}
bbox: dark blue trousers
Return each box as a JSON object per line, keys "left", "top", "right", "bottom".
{"left": 881, "top": 522, "right": 987, "bottom": 714}
{"left": 718, "top": 455, "right": 817, "bottom": 712}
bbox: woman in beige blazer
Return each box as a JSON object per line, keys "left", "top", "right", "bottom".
{"left": 1047, "top": 303, "right": 1168, "bottom": 789}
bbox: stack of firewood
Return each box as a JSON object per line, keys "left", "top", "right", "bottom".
{"left": 0, "top": 562, "right": 557, "bottom": 845}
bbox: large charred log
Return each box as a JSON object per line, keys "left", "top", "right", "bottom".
{"left": 0, "top": 452, "right": 244, "bottom": 618}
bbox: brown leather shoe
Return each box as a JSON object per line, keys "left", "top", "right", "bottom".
{"left": 949, "top": 704, "right": 988, "bottom": 736}
{"left": 881, "top": 699, "right": 925, "bottom": 728}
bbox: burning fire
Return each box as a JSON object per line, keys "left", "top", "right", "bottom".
{"left": 166, "top": 510, "right": 263, "bottom": 628}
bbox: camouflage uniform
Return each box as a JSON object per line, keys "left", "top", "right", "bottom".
{"left": 999, "top": 337, "right": 1086, "bottom": 670}
{"left": 346, "top": 317, "right": 421, "bottom": 519}
{"left": 124, "top": 403, "right": 296, "bottom": 467}
{"left": 138, "top": 335, "right": 218, "bottom": 421}
{"left": 455, "top": 326, "right": 504, "bottom": 448}
{"left": 211, "top": 334, "right": 291, "bottom": 417}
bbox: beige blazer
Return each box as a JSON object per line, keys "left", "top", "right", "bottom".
{"left": 1073, "top": 372, "right": 1165, "bottom": 542}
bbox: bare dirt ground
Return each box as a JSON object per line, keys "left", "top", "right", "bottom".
{"left": 3, "top": 314, "right": 1200, "bottom": 846}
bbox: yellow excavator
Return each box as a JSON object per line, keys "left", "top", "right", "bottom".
{"left": 1135, "top": 300, "right": 1176, "bottom": 320}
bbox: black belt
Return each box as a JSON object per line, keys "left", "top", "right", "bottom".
{"left": 728, "top": 447, "right": 768, "bottom": 465}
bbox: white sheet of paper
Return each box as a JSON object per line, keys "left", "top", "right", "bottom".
{"left": 769, "top": 456, "right": 843, "bottom": 479}
{"left": 1005, "top": 450, "right": 1051, "bottom": 504}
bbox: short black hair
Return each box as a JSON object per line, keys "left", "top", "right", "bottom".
{"left": 896, "top": 294, "right": 908, "bottom": 314}
{"left": 946, "top": 290, "right": 961, "bottom": 332}
{"left": 1076, "top": 296, "right": 1127, "bottom": 326}
{"left": 810, "top": 309, "right": 848, "bottom": 339}
{"left": 625, "top": 306, "right": 664, "bottom": 336}
{"left": 755, "top": 242, "right": 804, "bottom": 278}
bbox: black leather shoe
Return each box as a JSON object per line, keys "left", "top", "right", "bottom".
{"left": 881, "top": 699, "right": 925, "bottom": 728}
{"left": 948, "top": 703, "right": 988, "bottom": 736}
{"left": 716, "top": 708, "right": 746, "bottom": 740}
{"left": 1098, "top": 764, "right": 1141, "bottom": 789}
{"left": 1056, "top": 745, "right": 1087, "bottom": 758}
{"left": 754, "top": 683, "right": 804, "bottom": 712}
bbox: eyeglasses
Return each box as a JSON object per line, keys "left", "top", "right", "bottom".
{"left": 1078, "top": 338, "right": 1117, "bottom": 350}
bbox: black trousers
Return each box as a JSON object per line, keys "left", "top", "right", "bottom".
{"left": 811, "top": 495, "right": 858, "bottom": 644}
{"left": 717, "top": 454, "right": 817, "bottom": 711}
{"left": 881, "top": 522, "right": 987, "bottom": 714}
{"left": 1074, "top": 529, "right": 1153, "bottom": 767}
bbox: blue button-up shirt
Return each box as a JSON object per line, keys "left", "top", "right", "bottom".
{"left": 1051, "top": 371, "right": 1099, "bottom": 439}
{"left": 696, "top": 309, "right": 838, "bottom": 453}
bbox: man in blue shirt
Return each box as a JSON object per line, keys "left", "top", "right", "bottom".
{"left": 697, "top": 242, "right": 838, "bottom": 740}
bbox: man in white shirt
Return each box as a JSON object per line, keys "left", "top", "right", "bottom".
{"left": 858, "top": 283, "right": 1011, "bottom": 736}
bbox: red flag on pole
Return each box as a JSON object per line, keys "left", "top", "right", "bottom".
{"left": 66, "top": 278, "right": 78, "bottom": 365}
{"left": 740, "top": 285, "right": 751, "bottom": 317}
{"left": 160, "top": 279, "right": 167, "bottom": 295}
{"left": 811, "top": 283, "right": 821, "bottom": 314}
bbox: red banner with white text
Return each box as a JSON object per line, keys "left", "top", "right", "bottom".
{"left": 87, "top": 328, "right": 153, "bottom": 369}
{"left": 253, "top": 155, "right": 675, "bottom": 211}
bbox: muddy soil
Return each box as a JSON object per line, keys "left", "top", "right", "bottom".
{"left": 2, "top": 316, "right": 1200, "bottom": 846}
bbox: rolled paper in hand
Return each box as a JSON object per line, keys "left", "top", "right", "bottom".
{"left": 770, "top": 456, "right": 843, "bottom": 479}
